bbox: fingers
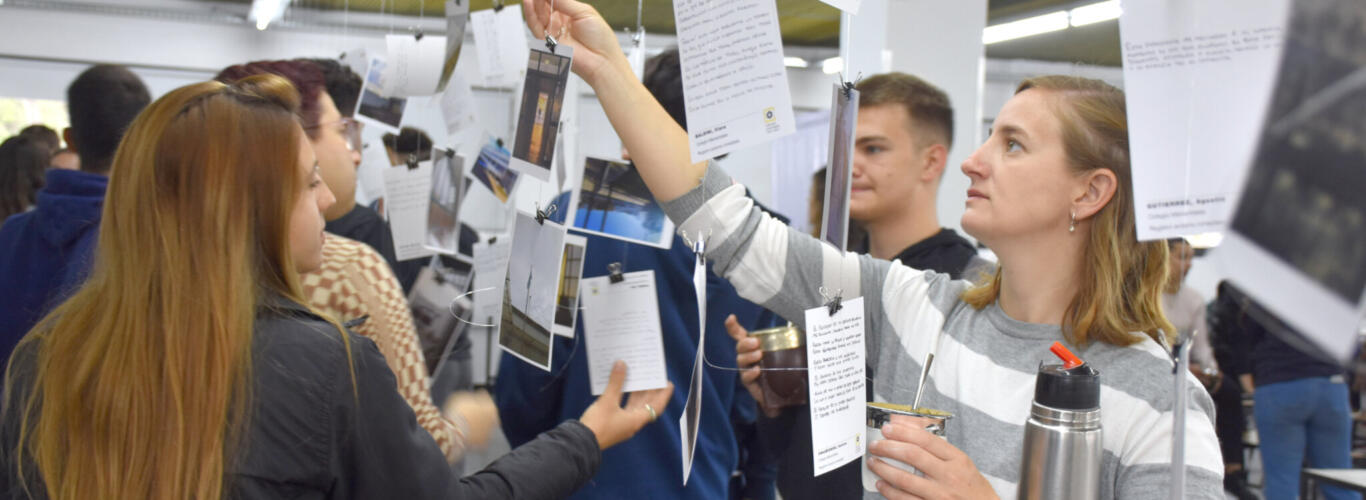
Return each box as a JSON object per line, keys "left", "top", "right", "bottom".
{"left": 740, "top": 365, "right": 761, "bottom": 385}
{"left": 602, "top": 360, "right": 628, "bottom": 403}
{"left": 869, "top": 432, "right": 947, "bottom": 480}
{"left": 880, "top": 421, "right": 957, "bottom": 462}
{"left": 724, "top": 314, "right": 749, "bottom": 342}
{"left": 736, "top": 341, "right": 762, "bottom": 367}
{"left": 523, "top": 0, "right": 548, "bottom": 37}
{"left": 887, "top": 414, "right": 937, "bottom": 429}
{"left": 873, "top": 474, "right": 927, "bottom": 500}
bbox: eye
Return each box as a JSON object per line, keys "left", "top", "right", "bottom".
{"left": 1005, "top": 139, "right": 1023, "bottom": 153}
{"left": 864, "top": 145, "right": 884, "bottom": 154}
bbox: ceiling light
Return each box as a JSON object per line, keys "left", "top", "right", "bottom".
{"left": 821, "top": 56, "right": 843, "bottom": 75}
{"left": 1070, "top": 1, "right": 1122, "bottom": 27}
{"left": 249, "top": 0, "right": 292, "bottom": 31}
{"left": 983, "top": 11, "right": 1069, "bottom": 45}
{"left": 783, "top": 57, "right": 810, "bottom": 69}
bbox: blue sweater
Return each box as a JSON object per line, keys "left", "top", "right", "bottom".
{"left": 494, "top": 232, "right": 782, "bottom": 499}
{"left": 0, "top": 169, "right": 107, "bottom": 368}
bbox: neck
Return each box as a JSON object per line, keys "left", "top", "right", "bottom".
{"left": 994, "top": 227, "right": 1086, "bottom": 326}
{"left": 863, "top": 197, "right": 941, "bottom": 260}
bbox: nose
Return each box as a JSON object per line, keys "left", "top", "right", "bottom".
{"left": 961, "top": 143, "right": 988, "bottom": 180}
{"left": 318, "top": 178, "right": 337, "bottom": 213}
{"left": 350, "top": 148, "right": 362, "bottom": 169}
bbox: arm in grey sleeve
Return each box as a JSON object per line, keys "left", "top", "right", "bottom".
{"left": 659, "top": 164, "right": 893, "bottom": 334}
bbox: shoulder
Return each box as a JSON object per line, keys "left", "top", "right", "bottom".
{"left": 1177, "top": 285, "right": 1205, "bottom": 308}
{"left": 253, "top": 302, "right": 375, "bottom": 370}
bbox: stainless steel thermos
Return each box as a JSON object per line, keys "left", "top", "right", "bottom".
{"left": 1018, "top": 343, "right": 1102, "bottom": 500}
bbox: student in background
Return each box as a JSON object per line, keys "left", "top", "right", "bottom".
{"left": 1211, "top": 281, "right": 1359, "bottom": 500}
{"left": 0, "top": 65, "right": 151, "bottom": 369}
{"left": 0, "top": 135, "right": 51, "bottom": 221}
{"left": 2, "top": 74, "right": 671, "bottom": 499}
{"left": 17, "top": 125, "right": 60, "bottom": 153}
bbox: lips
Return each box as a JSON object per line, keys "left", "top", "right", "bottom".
{"left": 967, "top": 188, "right": 988, "bottom": 200}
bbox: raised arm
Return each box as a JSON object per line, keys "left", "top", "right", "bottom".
{"left": 524, "top": 0, "right": 704, "bottom": 202}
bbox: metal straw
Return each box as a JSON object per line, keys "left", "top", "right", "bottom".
{"left": 911, "top": 353, "right": 935, "bottom": 410}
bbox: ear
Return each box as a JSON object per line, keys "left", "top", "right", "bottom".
{"left": 918, "top": 143, "right": 948, "bottom": 184}
{"left": 62, "top": 127, "right": 77, "bottom": 152}
{"left": 1073, "top": 168, "right": 1117, "bottom": 220}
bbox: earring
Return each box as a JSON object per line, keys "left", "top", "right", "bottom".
{"left": 1069, "top": 211, "right": 1076, "bottom": 233}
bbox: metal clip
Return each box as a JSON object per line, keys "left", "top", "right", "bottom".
{"left": 544, "top": 34, "right": 558, "bottom": 53}
{"left": 414, "top": 29, "right": 425, "bottom": 41}
{"left": 534, "top": 204, "right": 557, "bottom": 225}
{"left": 607, "top": 262, "right": 625, "bottom": 284}
{"left": 839, "top": 72, "right": 862, "bottom": 99}
{"left": 444, "top": 148, "right": 456, "bottom": 159}
{"left": 406, "top": 154, "right": 420, "bottom": 170}
{"left": 820, "top": 286, "right": 844, "bottom": 316}
{"left": 492, "top": 0, "right": 504, "bottom": 13}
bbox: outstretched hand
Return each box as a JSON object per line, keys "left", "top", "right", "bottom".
{"left": 523, "top": 0, "right": 630, "bottom": 85}
{"left": 578, "top": 360, "right": 675, "bottom": 450}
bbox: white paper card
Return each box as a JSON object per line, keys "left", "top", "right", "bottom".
{"left": 499, "top": 212, "right": 567, "bottom": 371}
{"left": 383, "top": 163, "right": 435, "bottom": 261}
{"left": 437, "top": 0, "right": 471, "bottom": 93}
{"left": 804, "top": 296, "right": 866, "bottom": 476}
{"left": 441, "top": 70, "right": 480, "bottom": 142}
{"left": 1120, "top": 0, "right": 1290, "bottom": 240}
{"left": 579, "top": 270, "right": 669, "bottom": 394}
{"left": 472, "top": 236, "right": 513, "bottom": 326}
{"left": 818, "top": 0, "right": 861, "bottom": 15}
{"left": 680, "top": 243, "right": 707, "bottom": 485}
{"left": 470, "top": 5, "right": 530, "bottom": 85}
{"left": 821, "top": 85, "right": 858, "bottom": 252}
{"left": 384, "top": 34, "right": 447, "bottom": 97}
{"left": 673, "top": 0, "right": 796, "bottom": 162}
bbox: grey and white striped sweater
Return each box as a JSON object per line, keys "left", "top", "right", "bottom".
{"left": 661, "top": 165, "right": 1223, "bottom": 500}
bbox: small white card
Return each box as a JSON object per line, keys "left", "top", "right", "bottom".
{"left": 680, "top": 241, "right": 707, "bottom": 485}
{"left": 383, "top": 163, "right": 435, "bottom": 261}
{"left": 804, "top": 296, "right": 866, "bottom": 476}
{"left": 580, "top": 270, "right": 669, "bottom": 394}
{"left": 440, "top": 69, "right": 480, "bottom": 142}
{"left": 673, "top": 0, "right": 796, "bottom": 162}
{"left": 470, "top": 5, "right": 530, "bottom": 85}
{"left": 471, "top": 235, "right": 513, "bottom": 327}
{"left": 384, "top": 34, "right": 447, "bottom": 97}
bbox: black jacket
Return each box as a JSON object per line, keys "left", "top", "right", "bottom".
{"left": 2, "top": 298, "right": 601, "bottom": 499}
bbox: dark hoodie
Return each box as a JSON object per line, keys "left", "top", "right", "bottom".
{"left": 0, "top": 169, "right": 106, "bottom": 368}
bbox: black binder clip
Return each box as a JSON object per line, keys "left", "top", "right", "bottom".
{"left": 545, "top": 33, "right": 558, "bottom": 53}
{"left": 444, "top": 148, "right": 456, "bottom": 159}
{"left": 534, "top": 204, "right": 557, "bottom": 225}
{"left": 414, "top": 29, "right": 425, "bottom": 41}
{"left": 343, "top": 314, "right": 370, "bottom": 329}
{"left": 487, "top": 235, "right": 498, "bottom": 244}
{"left": 492, "top": 0, "right": 504, "bottom": 13}
{"left": 839, "top": 72, "right": 863, "bottom": 99}
{"left": 607, "top": 262, "right": 625, "bottom": 284}
{"left": 495, "top": 137, "right": 505, "bottom": 149}
{"left": 820, "top": 286, "right": 843, "bottom": 316}
{"left": 406, "top": 154, "right": 420, "bottom": 170}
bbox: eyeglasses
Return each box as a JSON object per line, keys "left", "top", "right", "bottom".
{"left": 306, "top": 117, "right": 364, "bottom": 152}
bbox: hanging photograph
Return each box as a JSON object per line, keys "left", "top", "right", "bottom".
{"left": 1219, "top": 0, "right": 1366, "bottom": 363}
{"left": 436, "top": 0, "right": 471, "bottom": 93}
{"left": 552, "top": 234, "right": 588, "bottom": 337}
{"left": 510, "top": 46, "right": 574, "bottom": 182}
{"left": 425, "top": 151, "right": 466, "bottom": 254}
{"left": 569, "top": 157, "right": 674, "bottom": 249}
{"left": 470, "top": 138, "right": 519, "bottom": 203}
{"left": 821, "top": 84, "right": 859, "bottom": 252}
{"left": 355, "top": 57, "right": 408, "bottom": 131}
{"left": 499, "top": 211, "right": 567, "bottom": 371}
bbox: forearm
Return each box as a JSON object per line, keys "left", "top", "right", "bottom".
{"left": 584, "top": 57, "right": 708, "bottom": 202}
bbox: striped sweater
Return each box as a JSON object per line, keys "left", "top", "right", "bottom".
{"left": 300, "top": 234, "right": 464, "bottom": 462}
{"left": 661, "top": 165, "right": 1223, "bottom": 499}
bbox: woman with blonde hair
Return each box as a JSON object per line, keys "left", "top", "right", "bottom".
{"left": 1, "top": 74, "right": 670, "bottom": 499}
{"left": 521, "top": 1, "right": 1222, "bottom": 498}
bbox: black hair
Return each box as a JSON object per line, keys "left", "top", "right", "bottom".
{"left": 19, "top": 125, "right": 60, "bottom": 151}
{"left": 307, "top": 58, "right": 362, "bottom": 118}
{"left": 66, "top": 65, "right": 151, "bottom": 174}
{"left": 642, "top": 49, "right": 687, "bottom": 129}
{"left": 382, "top": 127, "right": 435, "bottom": 162}
{"left": 0, "top": 135, "right": 51, "bottom": 221}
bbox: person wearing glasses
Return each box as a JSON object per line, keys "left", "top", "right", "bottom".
{"left": 215, "top": 61, "right": 502, "bottom": 466}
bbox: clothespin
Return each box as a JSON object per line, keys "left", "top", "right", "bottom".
{"left": 534, "top": 204, "right": 557, "bottom": 225}
{"left": 820, "top": 286, "right": 844, "bottom": 316}
{"left": 607, "top": 262, "right": 625, "bottom": 284}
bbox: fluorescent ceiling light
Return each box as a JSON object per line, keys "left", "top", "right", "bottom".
{"left": 1070, "top": 1, "right": 1122, "bottom": 27}
{"left": 821, "top": 56, "right": 843, "bottom": 75}
{"left": 783, "top": 57, "right": 810, "bottom": 69}
{"left": 983, "top": 11, "right": 1069, "bottom": 45}
{"left": 249, "top": 0, "right": 292, "bottom": 31}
